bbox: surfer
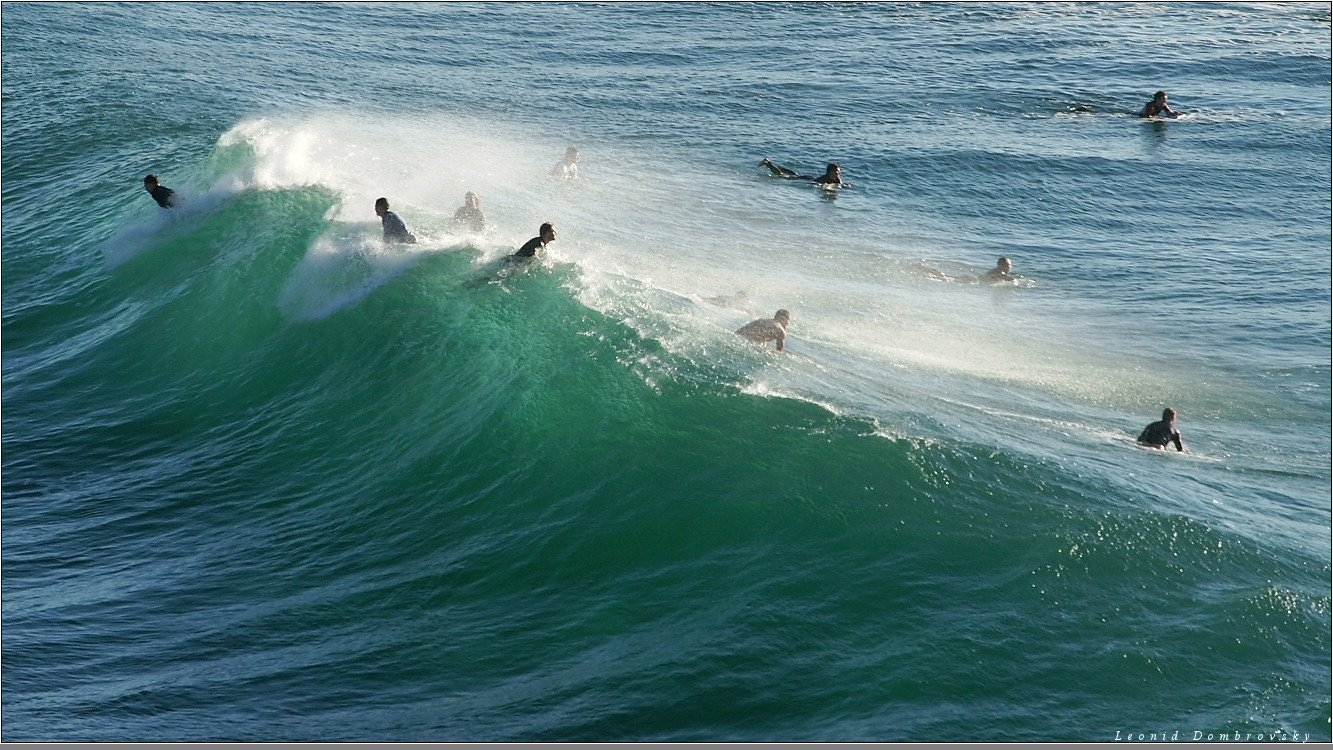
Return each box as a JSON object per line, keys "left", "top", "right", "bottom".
{"left": 551, "top": 146, "right": 580, "bottom": 178}
{"left": 1139, "top": 90, "right": 1180, "bottom": 118}
{"left": 759, "top": 158, "right": 843, "bottom": 186}
{"left": 451, "top": 191, "right": 487, "bottom": 234}
{"left": 985, "top": 256, "right": 1015, "bottom": 283}
{"left": 143, "top": 174, "right": 179, "bottom": 208}
{"left": 1137, "top": 408, "right": 1185, "bottom": 452}
{"left": 513, "top": 222, "right": 556, "bottom": 261}
{"left": 375, "top": 197, "right": 416, "bottom": 244}
{"left": 735, "top": 309, "right": 791, "bottom": 352}
{"left": 914, "top": 257, "right": 1017, "bottom": 284}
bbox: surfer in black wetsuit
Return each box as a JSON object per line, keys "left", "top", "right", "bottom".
{"left": 1139, "top": 90, "right": 1180, "bottom": 118}
{"left": 375, "top": 197, "right": 416, "bottom": 244}
{"left": 814, "top": 163, "right": 843, "bottom": 186}
{"left": 1137, "top": 407, "right": 1185, "bottom": 451}
{"left": 512, "top": 222, "right": 556, "bottom": 260}
{"left": 143, "top": 174, "right": 179, "bottom": 208}
{"left": 759, "top": 159, "right": 843, "bottom": 186}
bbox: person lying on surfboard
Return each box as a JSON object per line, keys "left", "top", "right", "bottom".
{"left": 143, "top": 174, "right": 179, "bottom": 209}
{"left": 736, "top": 309, "right": 792, "bottom": 352}
{"left": 759, "top": 159, "right": 843, "bottom": 186}
{"left": 985, "top": 256, "right": 1015, "bottom": 283}
{"left": 451, "top": 191, "right": 487, "bottom": 234}
{"left": 1139, "top": 90, "right": 1181, "bottom": 118}
{"left": 512, "top": 222, "right": 556, "bottom": 261}
{"left": 551, "top": 147, "right": 580, "bottom": 179}
{"left": 375, "top": 197, "right": 417, "bottom": 244}
{"left": 1137, "top": 407, "right": 1185, "bottom": 452}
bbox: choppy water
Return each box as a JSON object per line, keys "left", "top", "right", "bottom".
{"left": 3, "top": 2, "right": 1329, "bottom": 742}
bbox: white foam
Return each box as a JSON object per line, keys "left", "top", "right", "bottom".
{"left": 276, "top": 223, "right": 416, "bottom": 321}
{"left": 209, "top": 111, "right": 1266, "bottom": 450}
{"left": 102, "top": 182, "right": 245, "bottom": 267}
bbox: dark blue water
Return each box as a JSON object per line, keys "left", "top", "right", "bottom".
{"left": 3, "top": 2, "right": 1329, "bottom": 741}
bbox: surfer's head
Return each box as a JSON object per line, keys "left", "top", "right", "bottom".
{"left": 774, "top": 309, "right": 792, "bottom": 327}
{"left": 539, "top": 222, "right": 556, "bottom": 243}
{"left": 143, "top": 174, "right": 159, "bottom": 189}
{"left": 1153, "top": 90, "right": 1168, "bottom": 103}
{"left": 464, "top": 191, "right": 479, "bottom": 209}
{"left": 375, "top": 197, "right": 389, "bottom": 216}
{"left": 1162, "top": 407, "right": 1177, "bottom": 422}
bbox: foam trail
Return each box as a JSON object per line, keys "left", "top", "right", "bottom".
{"left": 278, "top": 224, "right": 425, "bottom": 321}
{"left": 101, "top": 181, "right": 247, "bottom": 267}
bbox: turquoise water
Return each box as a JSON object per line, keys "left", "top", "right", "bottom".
{"left": 2, "top": 2, "right": 1329, "bottom": 742}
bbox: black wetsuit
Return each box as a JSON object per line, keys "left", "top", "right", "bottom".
{"left": 1137, "top": 419, "right": 1182, "bottom": 450}
{"left": 763, "top": 159, "right": 842, "bottom": 186}
{"left": 513, "top": 236, "right": 545, "bottom": 259}
{"left": 149, "top": 184, "right": 177, "bottom": 208}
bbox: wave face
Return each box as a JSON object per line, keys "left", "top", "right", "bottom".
{"left": 2, "top": 2, "right": 1329, "bottom": 742}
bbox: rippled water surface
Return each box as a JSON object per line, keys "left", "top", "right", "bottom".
{"left": 3, "top": 2, "right": 1329, "bottom": 742}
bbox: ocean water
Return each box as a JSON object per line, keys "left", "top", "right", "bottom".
{"left": 2, "top": 1, "right": 1329, "bottom": 742}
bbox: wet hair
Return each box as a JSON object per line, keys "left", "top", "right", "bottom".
{"left": 1162, "top": 407, "right": 1177, "bottom": 421}
{"left": 826, "top": 162, "right": 841, "bottom": 171}
{"left": 144, "top": 174, "right": 159, "bottom": 186}
{"left": 1154, "top": 90, "right": 1168, "bottom": 100}
{"left": 998, "top": 256, "right": 1012, "bottom": 266}
{"left": 774, "top": 309, "right": 791, "bottom": 324}
{"left": 540, "top": 222, "right": 554, "bottom": 236}
{"left": 375, "top": 197, "right": 389, "bottom": 210}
